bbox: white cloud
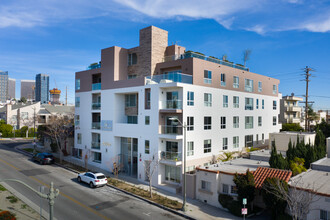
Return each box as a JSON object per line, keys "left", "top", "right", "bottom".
{"left": 303, "top": 17, "right": 330, "bottom": 33}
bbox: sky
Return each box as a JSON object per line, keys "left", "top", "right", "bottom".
{"left": 1, "top": 0, "right": 330, "bottom": 109}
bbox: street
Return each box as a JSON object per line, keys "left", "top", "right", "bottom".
{"left": 0, "top": 142, "right": 186, "bottom": 220}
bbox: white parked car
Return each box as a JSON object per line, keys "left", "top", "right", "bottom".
{"left": 77, "top": 172, "right": 107, "bottom": 188}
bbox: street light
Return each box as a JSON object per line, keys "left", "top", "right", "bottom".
{"left": 169, "top": 117, "right": 187, "bottom": 212}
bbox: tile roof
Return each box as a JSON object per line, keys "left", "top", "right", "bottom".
{"left": 253, "top": 167, "right": 292, "bottom": 188}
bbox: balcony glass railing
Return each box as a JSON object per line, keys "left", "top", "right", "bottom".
{"left": 162, "top": 51, "right": 249, "bottom": 71}
{"left": 91, "top": 142, "right": 100, "bottom": 149}
{"left": 161, "top": 151, "right": 182, "bottom": 161}
{"left": 87, "top": 63, "right": 101, "bottom": 70}
{"left": 146, "top": 72, "right": 192, "bottom": 85}
{"left": 160, "top": 125, "right": 183, "bottom": 135}
{"left": 92, "top": 102, "right": 101, "bottom": 110}
{"left": 92, "top": 122, "right": 101, "bottom": 130}
{"left": 165, "top": 100, "right": 182, "bottom": 109}
{"left": 92, "top": 83, "right": 101, "bottom": 90}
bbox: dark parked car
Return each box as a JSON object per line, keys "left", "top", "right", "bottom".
{"left": 32, "top": 153, "right": 55, "bottom": 165}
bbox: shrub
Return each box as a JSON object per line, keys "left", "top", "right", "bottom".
{"left": 0, "top": 211, "right": 16, "bottom": 220}
{"left": 218, "top": 193, "right": 233, "bottom": 209}
{"left": 6, "top": 196, "right": 18, "bottom": 203}
{"left": 0, "top": 184, "right": 6, "bottom": 191}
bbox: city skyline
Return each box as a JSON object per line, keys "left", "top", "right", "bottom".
{"left": 1, "top": 1, "right": 330, "bottom": 108}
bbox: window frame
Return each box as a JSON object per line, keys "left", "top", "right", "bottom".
{"left": 221, "top": 73, "right": 226, "bottom": 86}
{"left": 222, "top": 137, "right": 228, "bottom": 150}
{"left": 204, "top": 139, "right": 211, "bottom": 153}
{"left": 220, "top": 116, "right": 226, "bottom": 129}
{"left": 187, "top": 141, "right": 194, "bottom": 156}
{"left": 223, "top": 95, "right": 228, "bottom": 108}
{"left": 187, "top": 116, "right": 194, "bottom": 131}
{"left": 233, "top": 96, "right": 239, "bottom": 108}
{"left": 245, "top": 116, "right": 254, "bottom": 129}
{"left": 204, "top": 70, "right": 212, "bottom": 84}
{"left": 233, "top": 76, "right": 239, "bottom": 88}
{"left": 187, "top": 91, "right": 194, "bottom": 106}
{"left": 204, "top": 116, "right": 212, "bottom": 130}
{"left": 233, "top": 136, "right": 239, "bottom": 148}
{"left": 244, "top": 79, "right": 253, "bottom": 92}
{"left": 204, "top": 93, "right": 212, "bottom": 107}
{"left": 233, "top": 116, "right": 239, "bottom": 128}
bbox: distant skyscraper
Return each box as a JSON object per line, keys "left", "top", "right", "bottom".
{"left": 8, "top": 78, "right": 16, "bottom": 100}
{"left": 21, "top": 80, "right": 35, "bottom": 101}
{"left": 35, "top": 74, "right": 49, "bottom": 104}
{"left": 0, "top": 71, "right": 8, "bottom": 103}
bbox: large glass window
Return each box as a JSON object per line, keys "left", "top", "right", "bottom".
{"left": 77, "top": 133, "right": 82, "bottom": 144}
{"left": 223, "top": 184, "right": 229, "bottom": 194}
{"left": 145, "top": 89, "right": 151, "bottom": 109}
{"left": 125, "top": 94, "right": 137, "bottom": 107}
{"left": 233, "top": 116, "right": 239, "bottom": 128}
{"left": 233, "top": 96, "right": 239, "bottom": 108}
{"left": 233, "top": 136, "right": 239, "bottom": 148}
{"left": 201, "top": 180, "right": 211, "bottom": 191}
{"left": 187, "top": 141, "right": 194, "bottom": 156}
{"left": 145, "top": 140, "right": 150, "bottom": 154}
{"left": 204, "top": 70, "right": 212, "bottom": 84}
{"left": 221, "top": 73, "right": 226, "bottom": 86}
{"left": 245, "top": 79, "right": 253, "bottom": 92}
{"left": 75, "top": 79, "right": 80, "bottom": 90}
{"left": 127, "top": 116, "right": 138, "bottom": 124}
{"left": 145, "top": 116, "right": 150, "bottom": 125}
{"left": 187, "top": 116, "right": 194, "bottom": 131}
{"left": 273, "top": 100, "right": 277, "bottom": 110}
{"left": 233, "top": 76, "right": 239, "bottom": 88}
{"left": 166, "top": 91, "right": 179, "bottom": 109}
{"left": 245, "top": 116, "right": 253, "bottom": 129}
{"left": 204, "top": 117, "right": 212, "bottom": 130}
{"left": 258, "top": 81, "right": 262, "bottom": 92}
{"left": 245, "top": 135, "right": 253, "bottom": 148}
{"left": 75, "top": 115, "right": 80, "bottom": 126}
{"left": 245, "top": 98, "right": 254, "bottom": 110}
{"left": 273, "top": 85, "right": 277, "bottom": 94}
{"left": 93, "top": 152, "right": 102, "bottom": 163}
{"left": 165, "top": 165, "right": 181, "bottom": 183}
{"left": 75, "top": 97, "right": 80, "bottom": 107}
{"left": 187, "top": 91, "right": 194, "bottom": 106}
{"left": 220, "top": 117, "right": 226, "bottom": 129}
{"left": 256, "top": 99, "right": 259, "bottom": 109}
{"left": 273, "top": 116, "right": 277, "bottom": 125}
{"left": 128, "top": 53, "right": 137, "bottom": 66}
{"left": 258, "top": 116, "right": 262, "bottom": 127}
{"left": 204, "top": 93, "right": 212, "bottom": 107}
{"left": 204, "top": 139, "right": 211, "bottom": 153}
{"left": 262, "top": 99, "right": 265, "bottom": 109}
{"left": 223, "top": 95, "right": 228, "bottom": 108}
{"left": 223, "top": 138, "right": 228, "bottom": 150}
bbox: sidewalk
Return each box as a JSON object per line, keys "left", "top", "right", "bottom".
{"left": 18, "top": 143, "right": 241, "bottom": 220}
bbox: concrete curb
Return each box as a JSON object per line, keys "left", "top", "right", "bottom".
{"left": 15, "top": 146, "right": 195, "bottom": 220}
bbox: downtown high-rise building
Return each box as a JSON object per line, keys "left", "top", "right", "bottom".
{"left": 21, "top": 80, "right": 35, "bottom": 101}
{"left": 0, "top": 71, "right": 8, "bottom": 103}
{"left": 35, "top": 74, "right": 49, "bottom": 104}
{"left": 8, "top": 78, "right": 16, "bottom": 100}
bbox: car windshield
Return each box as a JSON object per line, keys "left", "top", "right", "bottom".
{"left": 97, "top": 175, "right": 106, "bottom": 179}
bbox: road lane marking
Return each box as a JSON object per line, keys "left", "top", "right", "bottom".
{"left": 0, "top": 157, "right": 111, "bottom": 220}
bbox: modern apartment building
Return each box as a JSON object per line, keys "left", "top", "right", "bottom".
{"left": 8, "top": 78, "right": 16, "bottom": 100}
{"left": 0, "top": 71, "right": 8, "bottom": 103}
{"left": 75, "top": 26, "right": 281, "bottom": 192}
{"left": 35, "top": 74, "right": 49, "bottom": 104}
{"left": 279, "top": 93, "right": 303, "bottom": 124}
{"left": 21, "top": 80, "right": 35, "bottom": 101}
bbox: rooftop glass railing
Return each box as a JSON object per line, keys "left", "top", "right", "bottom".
{"left": 146, "top": 72, "right": 192, "bottom": 84}
{"left": 87, "top": 63, "right": 101, "bottom": 70}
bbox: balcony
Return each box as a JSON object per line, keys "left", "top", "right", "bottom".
{"left": 288, "top": 118, "right": 301, "bottom": 123}
{"left": 92, "top": 102, "right": 101, "bottom": 110}
{"left": 92, "top": 122, "right": 100, "bottom": 130}
{"left": 161, "top": 100, "right": 182, "bottom": 110}
{"left": 145, "top": 72, "right": 192, "bottom": 85}
{"left": 160, "top": 151, "right": 182, "bottom": 166}
{"left": 92, "top": 83, "right": 101, "bottom": 90}
{"left": 162, "top": 51, "right": 249, "bottom": 71}
{"left": 160, "top": 125, "right": 183, "bottom": 135}
{"left": 91, "top": 142, "right": 100, "bottom": 149}
{"left": 87, "top": 63, "right": 101, "bottom": 70}
{"left": 286, "top": 106, "right": 301, "bottom": 112}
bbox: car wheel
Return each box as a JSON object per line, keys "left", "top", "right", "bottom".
{"left": 90, "top": 182, "right": 94, "bottom": 188}
{"left": 77, "top": 177, "right": 81, "bottom": 183}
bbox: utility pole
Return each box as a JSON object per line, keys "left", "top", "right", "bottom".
{"left": 301, "top": 66, "right": 315, "bottom": 132}
{"left": 65, "top": 86, "right": 67, "bottom": 106}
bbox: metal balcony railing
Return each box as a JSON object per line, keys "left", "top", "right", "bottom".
{"left": 160, "top": 151, "right": 182, "bottom": 161}
{"left": 91, "top": 142, "right": 100, "bottom": 149}
{"left": 92, "top": 102, "right": 101, "bottom": 110}
{"left": 160, "top": 125, "right": 183, "bottom": 135}
{"left": 91, "top": 122, "right": 101, "bottom": 130}
{"left": 164, "top": 100, "right": 182, "bottom": 109}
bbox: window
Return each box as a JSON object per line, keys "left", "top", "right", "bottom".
{"left": 204, "top": 70, "right": 212, "bottom": 84}
{"left": 233, "top": 116, "right": 239, "bottom": 128}
{"left": 220, "top": 117, "right": 226, "bottom": 129}
{"left": 187, "top": 141, "right": 194, "bottom": 156}
{"left": 145, "top": 88, "right": 151, "bottom": 109}
{"left": 145, "top": 140, "right": 150, "bottom": 154}
{"left": 262, "top": 99, "right": 265, "bottom": 109}
{"left": 273, "top": 84, "right": 277, "bottom": 94}
{"left": 223, "top": 138, "right": 228, "bottom": 150}
{"left": 165, "top": 165, "right": 181, "bottom": 183}
{"left": 187, "top": 117, "right": 194, "bottom": 131}
{"left": 75, "top": 115, "right": 80, "bottom": 126}
{"left": 204, "top": 117, "right": 212, "bottom": 130}
{"left": 245, "top": 79, "right": 253, "bottom": 92}
{"left": 201, "top": 180, "right": 211, "bottom": 191}
{"left": 320, "top": 210, "right": 329, "bottom": 220}
{"left": 127, "top": 116, "right": 138, "bottom": 124}
{"left": 204, "top": 139, "right": 211, "bottom": 153}
{"left": 125, "top": 94, "right": 137, "bottom": 107}
{"left": 256, "top": 99, "right": 259, "bottom": 109}
{"left": 245, "top": 116, "right": 253, "bottom": 129}
{"left": 223, "top": 95, "right": 228, "bottom": 108}
{"left": 233, "top": 96, "right": 239, "bottom": 108}
{"left": 233, "top": 76, "right": 239, "bottom": 88}
{"left": 273, "top": 100, "right": 277, "bottom": 110}
{"left": 93, "top": 152, "right": 101, "bottom": 163}
{"left": 256, "top": 134, "right": 259, "bottom": 144}
{"left": 258, "top": 116, "right": 262, "bottom": 127}
{"left": 245, "top": 98, "right": 253, "bottom": 110}
{"left": 233, "top": 136, "right": 239, "bottom": 148}
{"left": 187, "top": 165, "right": 195, "bottom": 172}
{"left": 127, "top": 74, "right": 137, "bottom": 79}
{"left": 258, "top": 81, "right": 262, "bottom": 92}
{"left": 221, "top": 73, "right": 226, "bottom": 86}
{"left": 187, "top": 91, "right": 194, "bottom": 106}
{"left": 204, "top": 93, "right": 212, "bottom": 107}
{"left": 145, "top": 116, "right": 150, "bottom": 125}
{"left": 245, "top": 135, "right": 253, "bottom": 148}
{"left": 222, "top": 184, "right": 229, "bottom": 194}
{"left": 75, "top": 97, "right": 80, "bottom": 107}
{"left": 128, "top": 53, "right": 137, "bottom": 66}
{"left": 77, "top": 133, "right": 82, "bottom": 144}
{"left": 273, "top": 116, "right": 277, "bottom": 125}
{"left": 75, "top": 79, "right": 80, "bottom": 90}
{"left": 231, "top": 185, "right": 238, "bottom": 195}
{"left": 262, "top": 133, "right": 265, "bottom": 143}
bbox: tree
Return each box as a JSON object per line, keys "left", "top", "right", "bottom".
{"left": 143, "top": 153, "right": 159, "bottom": 199}
{"left": 286, "top": 139, "right": 295, "bottom": 163}
{"left": 20, "top": 126, "right": 28, "bottom": 138}
{"left": 290, "top": 157, "right": 307, "bottom": 176}
{"left": 262, "top": 177, "right": 288, "bottom": 219}
{"left": 281, "top": 123, "right": 303, "bottom": 132}
{"left": 0, "top": 120, "right": 5, "bottom": 126}
{"left": 242, "top": 49, "right": 252, "bottom": 67}
{"left": 46, "top": 114, "right": 74, "bottom": 163}
{"left": 307, "top": 105, "right": 319, "bottom": 131}
{"left": 0, "top": 124, "right": 13, "bottom": 137}
{"left": 107, "top": 154, "right": 124, "bottom": 179}
{"left": 218, "top": 152, "right": 234, "bottom": 162}
{"left": 269, "top": 141, "right": 289, "bottom": 170}
{"left": 304, "top": 144, "right": 317, "bottom": 169}
{"left": 83, "top": 149, "right": 91, "bottom": 172}
{"left": 233, "top": 169, "right": 255, "bottom": 211}
{"left": 20, "top": 97, "right": 27, "bottom": 103}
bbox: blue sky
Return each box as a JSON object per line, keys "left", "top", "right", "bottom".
{"left": 1, "top": 0, "right": 330, "bottom": 109}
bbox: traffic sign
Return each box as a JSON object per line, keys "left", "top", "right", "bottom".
{"left": 243, "top": 198, "right": 247, "bottom": 205}
{"left": 242, "top": 208, "right": 248, "bottom": 215}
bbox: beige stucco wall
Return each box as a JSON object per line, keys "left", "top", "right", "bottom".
{"left": 269, "top": 132, "right": 316, "bottom": 151}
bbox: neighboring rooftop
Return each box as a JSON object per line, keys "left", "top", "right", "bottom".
{"left": 41, "top": 104, "right": 74, "bottom": 115}
{"left": 253, "top": 167, "right": 292, "bottom": 189}
{"left": 250, "top": 150, "right": 271, "bottom": 162}
{"left": 198, "top": 158, "right": 269, "bottom": 174}
{"left": 311, "top": 157, "right": 330, "bottom": 172}
{"left": 0, "top": 102, "right": 38, "bottom": 113}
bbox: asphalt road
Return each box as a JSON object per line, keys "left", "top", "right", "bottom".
{"left": 0, "top": 143, "right": 186, "bottom": 220}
